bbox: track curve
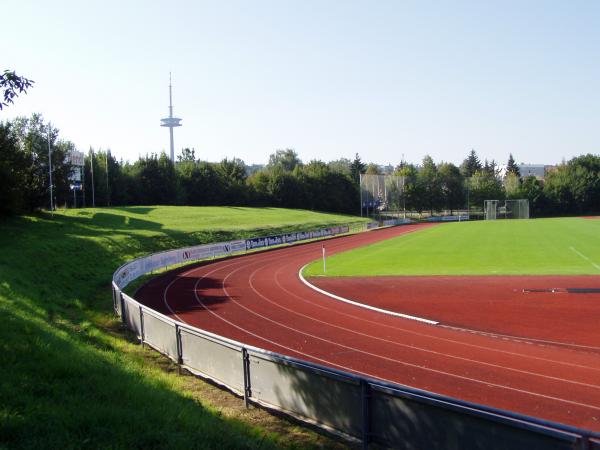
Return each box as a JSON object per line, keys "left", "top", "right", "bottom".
{"left": 136, "top": 224, "right": 600, "bottom": 432}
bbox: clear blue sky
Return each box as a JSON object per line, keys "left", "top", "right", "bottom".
{"left": 3, "top": 0, "right": 600, "bottom": 166}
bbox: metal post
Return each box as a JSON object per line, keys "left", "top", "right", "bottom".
{"left": 105, "top": 151, "right": 110, "bottom": 206}
{"left": 81, "top": 163, "right": 86, "bottom": 208}
{"left": 90, "top": 149, "right": 95, "bottom": 208}
{"left": 112, "top": 286, "right": 117, "bottom": 314}
{"left": 47, "top": 123, "right": 54, "bottom": 213}
{"left": 119, "top": 292, "right": 126, "bottom": 324}
{"left": 242, "top": 348, "right": 251, "bottom": 408}
{"left": 359, "top": 173, "right": 363, "bottom": 217}
{"left": 175, "top": 324, "right": 183, "bottom": 374}
{"left": 361, "top": 380, "right": 371, "bottom": 450}
{"left": 139, "top": 305, "right": 145, "bottom": 347}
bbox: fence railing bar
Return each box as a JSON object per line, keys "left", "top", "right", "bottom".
{"left": 242, "top": 347, "right": 251, "bottom": 409}
{"left": 361, "top": 379, "right": 371, "bottom": 450}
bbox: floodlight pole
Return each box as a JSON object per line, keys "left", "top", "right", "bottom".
{"left": 359, "top": 173, "right": 363, "bottom": 217}
{"left": 105, "top": 151, "right": 110, "bottom": 206}
{"left": 90, "top": 149, "right": 96, "bottom": 208}
{"left": 47, "top": 123, "right": 54, "bottom": 214}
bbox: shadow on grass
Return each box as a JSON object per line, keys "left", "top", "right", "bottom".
{"left": 0, "top": 209, "right": 369, "bottom": 449}
{"left": 0, "top": 292, "right": 285, "bottom": 449}
{"left": 0, "top": 213, "right": 313, "bottom": 449}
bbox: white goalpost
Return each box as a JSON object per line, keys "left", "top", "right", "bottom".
{"left": 484, "top": 200, "right": 499, "bottom": 220}
{"left": 484, "top": 199, "right": 529, "bottom": 220}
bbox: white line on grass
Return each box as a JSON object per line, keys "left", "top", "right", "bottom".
{"left": 569, "top": 246, "right": 600, "bottom": 272}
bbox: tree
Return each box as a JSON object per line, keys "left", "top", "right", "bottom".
{"left": 506, "top": 153, "right": 520, "bottom": 177}
{"left": 418, "top": 155, "right": 442, "bottom": 213}
{"left": 395, "top": 164, "right": 423, "bottom": 212}
{"left": 438, "top": 162, "right": 465, "bottom": 213}
{"left": 365, "top": 163, "right": 381, "bottom": 175}
{"left": 1, "top": 70, "right": 34, "bottom": 110}
{"left": 177, "top": 147, "right": 196, "bottom": 163}
{"left": 349, "top": 153, "right": 366, "bottom": 183}
{"left": 327, "top": 158, "right": 351, "bottom": 176}
{"left": 460, "top": 149, "right": 482, "bottom": 178}
{"left": 504, "top": 172, "right": 522, "bottom": 199}
{"left": 544, "top": 154, "right": 600, "bottom": 214}
{"left": 217, "top": 158, "right": 247, "bottom": 204}
{"left": 267, "top": 149, "right": 302, "bottom": 172}
{"left": 10, "top": 114, "right": 72, "bottom": 210}
{"left": 468, "top": 170, "right": 504, "bottom": 208}
{"left": 0, "top": 121, "right": 28, "bottom": 214}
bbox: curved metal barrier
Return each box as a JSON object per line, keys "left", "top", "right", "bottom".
{"left": 112, "top": 223, "right": 600, "bottom": 450}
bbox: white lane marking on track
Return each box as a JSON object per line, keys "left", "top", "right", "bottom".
{"left": 274, "top": 262, "right": 600, "bottom": 371}
{"left": 206, "top": 262, "right": 600, "bottom": 411}
{"left": 297, "top": 264, "right": 438, "bottom": 324}
{"left": 164, "top": 233, "right": 600, "bottom": 372}
{"left": 569, "top": 246, "right": 600, "bottom": 271}
{"left": 159, "top": 231, "right": 600, "bottom": 410}
{"left": 245, "top": 262, "right": 600, "bottom": 390}
{"left": 441, "top": 325, "right": 600, "bottom": 352}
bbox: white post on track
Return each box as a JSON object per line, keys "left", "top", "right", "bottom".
{"left": 322, "top": 244, "right": 326, "bottom": 273}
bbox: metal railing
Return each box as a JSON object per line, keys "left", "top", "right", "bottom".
{"left": 112, "top": 223, "right": 600, "bottom": 450}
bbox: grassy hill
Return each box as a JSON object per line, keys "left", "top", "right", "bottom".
{"left": 304, "top": 217, "right": 600, "bottom": 277}
{"left": 0, "top": 206, "right": 367, "bottom": 450}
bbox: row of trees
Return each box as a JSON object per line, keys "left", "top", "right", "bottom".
{"left": 1, "top": 114, "right": 599, "bottom": 217}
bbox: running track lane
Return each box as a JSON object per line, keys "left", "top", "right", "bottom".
{"left": 136, "top": 224, "right": 600, "bottom": 432}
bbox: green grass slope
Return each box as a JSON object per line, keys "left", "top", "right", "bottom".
{"left": 0, "top": 206, "right": 367, "bottom": 450}
{"left": 305, "top": 218, "right": 600, "bottom": 277}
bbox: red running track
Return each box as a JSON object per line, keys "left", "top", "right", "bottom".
{"left": 136, "top": 224, "right": 600, "bottom": 432}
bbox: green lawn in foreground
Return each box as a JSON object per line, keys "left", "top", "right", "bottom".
{"left": 0, "top": 206, "right": 366, "bottom": 450}
{"left": 304, "top": 217, "right": 600, "bottom": 277}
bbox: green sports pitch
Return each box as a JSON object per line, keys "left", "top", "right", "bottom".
{"left": 304, "top": 217, "right": 600, "bottom": 277}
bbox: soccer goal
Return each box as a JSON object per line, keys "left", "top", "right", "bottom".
{"left": 484, "top": 200, "right": 499, "bottom": 220}
{"left": 505, "top": 199, "right": 530, "bottom": 219}
{"left": 484, "top": 199, "right": 529, "bottom": 220}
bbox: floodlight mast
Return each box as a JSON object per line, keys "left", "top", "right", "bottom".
{"left": 160, "top": 73, "right": 182, "bottom": 161}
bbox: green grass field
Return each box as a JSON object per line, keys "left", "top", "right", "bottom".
{"left": 304, "top": 218, "right": 600, "bottom": 277}
{"left": 0, "top": 206, "right": 367, "bottom": 450}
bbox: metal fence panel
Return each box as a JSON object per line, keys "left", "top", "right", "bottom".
{"left": 369, "top": 384, "right": 578, "bottom": 450}
{"left": 179, "top": 328, "right": 244, "bottom": 394}
{"left": 247, "top": 352, "right": 363, "bottom": 438}
{"left": 142, "top": 310, "right": 178, "bottom": 361}
{"left": 122, "top": 294, "right": 142, "bottom": 339}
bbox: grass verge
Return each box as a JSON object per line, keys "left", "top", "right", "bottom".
{"left": 0, "top": 206, "right": 368, "bottom": 449}
{"left": 304, "top": 217, "right": 600, "bottom": 277}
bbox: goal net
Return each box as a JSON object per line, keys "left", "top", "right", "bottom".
{"left": 484, "top": 200, "right": 499, "bottom": 220}
{"left": 359, "top": 174, "right": 404, "bottom": 218}
{"left": 505, "top": 199, "right": 530, "bottom": 219}
{"left": 484, "top": 199, "right": 529, "bottom": 220}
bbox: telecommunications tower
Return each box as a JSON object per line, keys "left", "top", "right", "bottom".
{"left": 160, "top": 73, "right": 182, "bottom": 161}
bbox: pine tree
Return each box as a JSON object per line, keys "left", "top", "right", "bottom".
{"left": 460, "top": 149, "right": 482, "bottom": 178}
{"left": 349, "top": 153, "right": 366, "bottom": 183}
{"left": 506, "top": 153, "right": 520, "bottom": 177}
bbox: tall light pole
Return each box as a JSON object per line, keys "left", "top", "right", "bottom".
{"left": 105, "top": 150, "right": 110, "bottom": 206}
{"left": 47, "top": 123, "right": 54, "bottom": 213}
{"left": 90, "top": 148, "right": 96, "bottom": 208}
{"left": 160, "top": 73, "right": 182, "bottom": 161}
